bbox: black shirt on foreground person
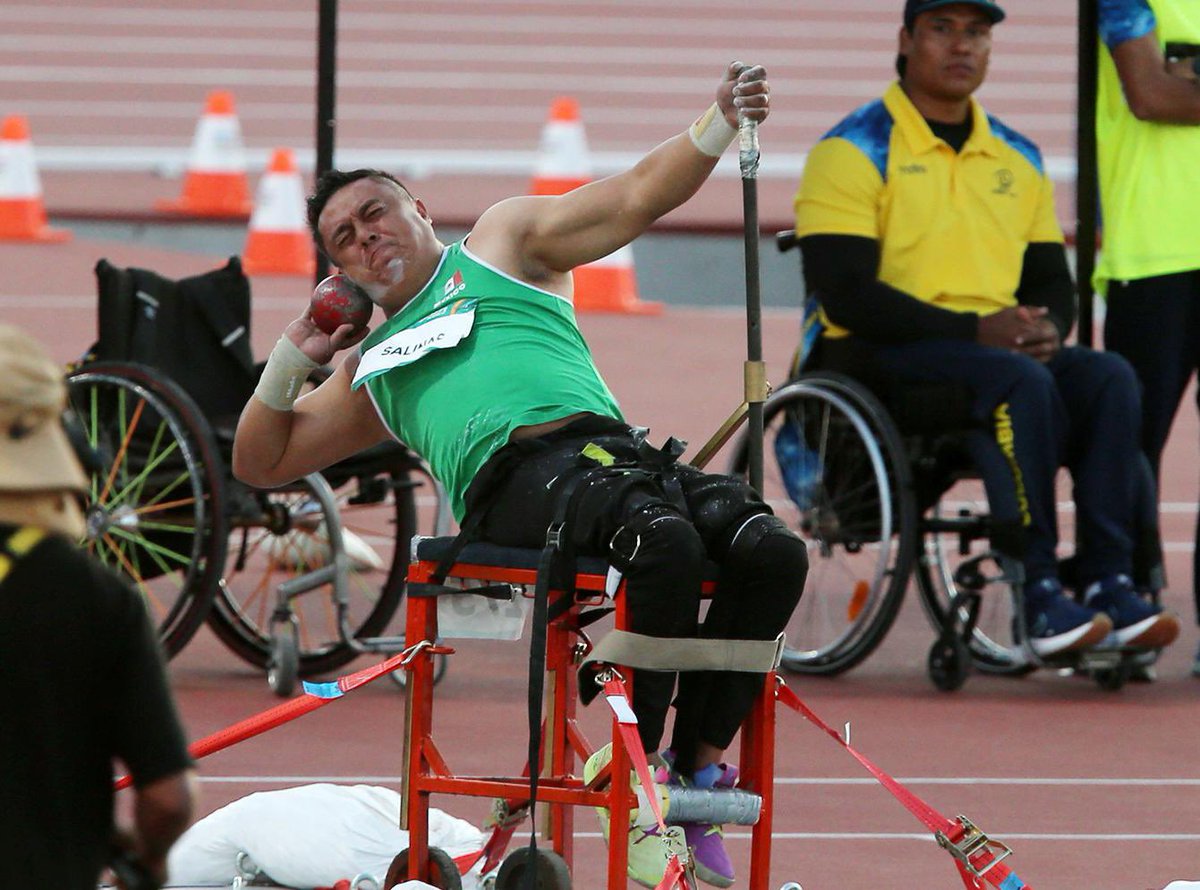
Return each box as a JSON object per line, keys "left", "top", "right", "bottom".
{"left": 0, "top": 323, "right": 195, "bottom": 890}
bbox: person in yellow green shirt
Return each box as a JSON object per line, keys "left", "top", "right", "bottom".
{"left": 1095, "top": 0, "right": 1200, "bottom": 674}
{"left": 793, "top": 0, "right": 1180, "bottom": 660}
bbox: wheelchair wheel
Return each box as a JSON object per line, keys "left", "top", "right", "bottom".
{"left": 914, "top": 485, "right": 1033, "bottom": 676}
{"left": 729, "top": 372, "right": 917, "bottom": 674}
{"left": 208, "top": 464, "right": 421, "bottom": 676}
{"left": 65, "top": 361, "right": 227, "bottom": 658}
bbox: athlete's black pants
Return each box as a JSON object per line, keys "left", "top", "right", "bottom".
{"left": 465, "top": 417, "right": 808, "bottom": 775}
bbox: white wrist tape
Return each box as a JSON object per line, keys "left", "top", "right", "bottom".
{"left": 255, "top": 335, "right": 320, "bottom": 411}
{"left": 688, "top": 103, "right": 738, "bottom": 157}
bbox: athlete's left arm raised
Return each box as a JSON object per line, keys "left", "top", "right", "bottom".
{"left": 473, "top": 62, "right": 768, "bottom": 282}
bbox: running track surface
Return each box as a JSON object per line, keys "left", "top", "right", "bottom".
{"left": 10, "top": 0, "right": 1084, "bottom": 232}
{"left": 6, "top": 1, "right": 1199, "bottom": 886}
{"left": 4, "top": 235, "right": 1199, "bottom": 890}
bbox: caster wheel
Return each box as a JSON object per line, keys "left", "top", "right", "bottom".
{"left": 1094, "top": 661, "right": 1130, "bottom": 692}
{"left": 267, "top": 622, "right": 299, "bottom": 697}
{"left": 384, "top": 846, "right": 462, "bottom": 890}
{"left": 927, "top": 635, "right": 970, "bottom": 691}
{"left": 495, "top": 847, "right": 572, "bottom": 890}
{"left": 389, "top": 651, "right": 449, "bottom": 689}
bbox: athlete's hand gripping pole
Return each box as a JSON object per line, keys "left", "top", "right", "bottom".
{"left": 740, "top": 114, "right": 767, "bottom": 495}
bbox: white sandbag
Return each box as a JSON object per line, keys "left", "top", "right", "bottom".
{"left": 167, "top": 783, "right": 487, "bottom": 889}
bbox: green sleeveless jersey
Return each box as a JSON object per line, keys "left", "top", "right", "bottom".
{"left": 352, "top": 240, "right": 623, "bottom": 520}
{"left": 1095, "top": 0, "right": 1200, "bottom": 292}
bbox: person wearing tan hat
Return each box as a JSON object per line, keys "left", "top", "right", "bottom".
{"left": 0, "top": 323, "right": 91, "bottom": 538}
{"left": 0, "top": 324, "right": 196, "bottom": 890}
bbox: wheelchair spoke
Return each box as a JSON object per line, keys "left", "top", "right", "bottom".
{"left": 730, "top": 375, "right": 916, "bottom": 675}
{"left": 67, "top": 363, "right": 226, "bottom": 659}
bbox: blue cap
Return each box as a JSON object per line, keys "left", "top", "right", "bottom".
{"left": 904, "top": 0, "right": 1006, "bottom": 29}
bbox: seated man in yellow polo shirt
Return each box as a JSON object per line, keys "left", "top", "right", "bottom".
{"left": 793, "top": 0, "right": 1180, "bottom": 658}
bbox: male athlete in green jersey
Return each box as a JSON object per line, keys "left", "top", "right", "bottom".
{"left": 233, "top": 62, "right": 807, "bottom": 888}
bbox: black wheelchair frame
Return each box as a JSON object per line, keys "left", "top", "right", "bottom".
{"left": 720, "top": 233, "right": 1167, "bottom": 691}
{"left": 66, "top": 257, "right": 450, "bottom": 694}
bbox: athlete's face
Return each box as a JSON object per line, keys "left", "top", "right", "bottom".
{"left": 900, "top": 5, "right": 992, "bottom": 105}
{"left": 318, "top": 177, "right": 439, "bottom": 301}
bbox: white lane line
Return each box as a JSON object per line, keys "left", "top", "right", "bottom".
{"left": 1, "top": 35, "right": 1078, "bottom": 73}
{"left": 194, "top": 775, "right": 1200, "bottom": 786}
{"left": 642, "top": 831, "right": 1200, "bottom": 841}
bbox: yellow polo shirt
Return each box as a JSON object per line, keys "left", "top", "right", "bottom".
{"left": 1095, "top": 0, "right": 1200, "bottom": 292}
{"left": 794, "top": 82, "right": 1063, "bottom": 338}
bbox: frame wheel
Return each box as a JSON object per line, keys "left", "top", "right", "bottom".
{"left": 384, "top": 847, "right": 462, "bottom": 890}
{"left": 495, "top": 847, "right": 572, "bottom": 890}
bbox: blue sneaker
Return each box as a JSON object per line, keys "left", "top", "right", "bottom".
{"left": 1083, "top": 574, "right": 1180, "bottom": 648}
{"left": 656, "top": 751, "right": 736, "bottom": 888}
{"left": 1022, "top": 577, "right": 1112, "bottom": 657}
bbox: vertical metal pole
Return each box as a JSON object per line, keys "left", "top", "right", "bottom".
{"left": 1075, "top": 0, "right": 1099, "bottom": 347}
{"left": 740, "top": 118, "right": 765, "bottom": 496}
{"left": 314, "top": 0, "right": 338, "bottom": 286}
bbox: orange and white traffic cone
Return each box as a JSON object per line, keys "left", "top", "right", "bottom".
{"left": 0, "top": 116, "right": 70, "bottom": 242}
{"left": 157, "top": 91, "right": 252, "bottom": 217}
{"left": 531, "top": 96, "right": 592, "bottom": 195}
{"left": 241, "top": 147, "right": 315, "bottom": 277}
{"left": 530, "top": 97, "right": 660, "bottom": 314}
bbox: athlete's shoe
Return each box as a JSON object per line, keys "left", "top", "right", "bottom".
{"left": 656, "top": 751, "right": 737, "bottom": 888}
{"left": 1083, "top": 574, "right": 1180, "bottom": 648}
{"left": 1021, "top": 577, "right": 1112, "bottom": 657}
{"left": 583, "top": 743, "right": 668, "bottom": 889}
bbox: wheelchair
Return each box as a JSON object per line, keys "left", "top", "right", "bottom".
{"left": 722, "top": 233, "right": 1166, "bottom": 691}
{"left": 65, "top": 257, "right": 450, "bottom": 694}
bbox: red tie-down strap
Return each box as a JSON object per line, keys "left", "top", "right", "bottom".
{"left": 601, "top": 674, "right": 691, "bottom": 890}
{"left": 775, "top": 680, "right": 1031, "bottom": 890}
{"left": 113, "top": 641, "right": 443, "bottom": 791}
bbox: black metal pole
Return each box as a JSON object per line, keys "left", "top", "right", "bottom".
{"left": 1075, "top": 0, "right": 1099, "bottom": 347}
{"left": 740, "top": 118, "right": 764, "bottom": 496}
{"left": 314, "top": 0, "right": 338, "bottom": 285}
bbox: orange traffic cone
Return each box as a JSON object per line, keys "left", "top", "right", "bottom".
{"left": 241, "top": 147, "right": 315, "bottom": 277}
{"left": 0, "top": 116, "right": 70, "bottom": 242}
{"left": 531, "top": 97, "right": 592, "bottom": 195}
{"left": 529, "top": 97, "right": 660, "bottom": 314}
{"left": 157, "top": 91, "right": 252, "bottom": 217}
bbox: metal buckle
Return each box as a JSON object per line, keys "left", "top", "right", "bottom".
{"left": 608, "top": 525, "right": 641, "bottom": 563}
{"left": 484, "top": 797, "right": 529, "bottom": 830}
{"left": 935, "top": 814, "right": 1012, "bottom": 879}
{"left": 546, "top": 521, "right": 565, "bottom": 551}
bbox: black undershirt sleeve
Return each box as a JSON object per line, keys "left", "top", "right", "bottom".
{"left": 798, "top": 234, "right": 978, "bottom": 344}
{"left": 1016, "top": 241, "right": 1076, "bottom": 340}
{"left": 799, "top": 235, "right": 1077, "bottom": 345}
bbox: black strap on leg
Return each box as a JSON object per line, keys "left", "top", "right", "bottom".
{"left": 521, "top": 461, "right": 617, "bottom": 890}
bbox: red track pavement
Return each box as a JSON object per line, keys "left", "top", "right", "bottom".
{"left": 4, "top": 234, "right": 1199, "bottom": 889}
